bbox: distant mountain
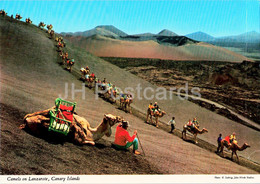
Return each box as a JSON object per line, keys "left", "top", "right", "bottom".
{"left": 158, "top": 29, "right": 178, "bottom": 36}
{"left": 61, "top": 25, "right": 127, "bottom": 38}
{"left": 217, "top": 31, "right": 260, "bottom": 43}
{"left": 133, "top": 33, "right": 155, "bottom": 37}
{"left": 95, "top": 25, "right": 128, "bottom": 37}
{"left": 186, "top": 31, "right": 215, "bottom": 42}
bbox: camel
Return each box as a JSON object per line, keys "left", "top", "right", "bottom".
{"left": 105, "top": 88, "right": 118, "bottom": 103}
{"left": 25, "top": 18, "right": 32, "bottom": 24}
{"left": 47, "top": 24, "right": 53, "bottom": 34}
{"left": 20, "top": 107, "right": 122, "bottom": 145}
{"left": 219, "top": 139, "right": 250, "bottom": 163}
{"left": 15, "top": 14, "right": 22, "bottom": 20}
{"left": 0, "top": 10, "right": 7, "bottom": 16}
{"left": 182, "top": 124, "right": 208, "bottom": 143}
{"left": 147, "top": 110, "right": 166, "bottom": 128}
{"left": 66, "top": 59, "right": 74, "bottom": 72}
{"left": 73, "top": 114, "right": 122, "bottom": 145}
{"left": 120, "top": 94, "right": 133, "bottom": 113}
{"left": 50, "top": 30, "right": 55, "bottom": 39}
{"left": 38, "top": 22, "right": 46, "bottom": 29}
{"left": 86, "top": 76, "right": 95, "bottom": 88}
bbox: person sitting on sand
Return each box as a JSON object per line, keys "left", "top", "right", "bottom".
{"left": 168, "top": 117, "right": 176, "bottom": 133}
{"left": 216, "top": 133, "right": 222, "bottom": 153}
{"left": 113, "top": 121, "right": 140, "bottom": 155}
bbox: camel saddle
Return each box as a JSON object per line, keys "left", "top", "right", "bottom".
{"left": 48, "top": 98, "right": 76, "bottom": 135}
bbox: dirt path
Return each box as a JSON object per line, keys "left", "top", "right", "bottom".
{"left": 171, "top": 91, "right": 260, "bottom": 130}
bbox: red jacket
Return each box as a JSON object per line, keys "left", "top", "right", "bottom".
{"left": 114, "top": 124, "right": 136, "bottom": 146}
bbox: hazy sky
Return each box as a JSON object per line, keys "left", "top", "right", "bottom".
{"left": 1, "top": 0, "right": 259, "bottom": 37}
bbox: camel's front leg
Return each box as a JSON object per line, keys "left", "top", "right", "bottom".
{"left": 146, "top": 113, "right": 149, "bottom": 123}
{"left": 156, "top": 117, "right": 159, "bottom": 128}
{"left": 182, "top": 130, "right": 186, "bottom": 139}
{"left": 128, "top": 104, "right": 132, "bottom": 114}
{"left": 194, "top": 134, "right": 198, "bottom": 144}
{"left": 234, "top": 151, "right": 239, "bottom": 164}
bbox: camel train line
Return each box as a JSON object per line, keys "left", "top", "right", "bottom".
{"left": 19, "top": 97, "right": 250, "bottom": 163}
{"left": 3, "top": 11, "right": 250, "bottom": 163}
{"left": 1, "top": 11, "right": 133, "bottom": 114}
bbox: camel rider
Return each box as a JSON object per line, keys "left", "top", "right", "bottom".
{"left": 90, "top": 72, "right": 95, "bottom": 79}
{"left": 148, "top": 103, "right": 154, "bottom": 110}
{"left": 153, "top": 102, "right": 159, "bottom": 111}
{"left": 128, "top": 94, "right": 133, "bottom": 101}
{"left": 154, "top": 102, "right": 159, "bottom": 109}
{"left": 230, "top": 132, "right": 236, "bottom": 144}
{"left": 65, "top": 52, "right": 69, "bottom": 59}
{"left": 187, "top": 119, "right": 195, "bottom": 130}
{"left": 113, "top": 85, "right": 119, "bottom": 95}
{"left": 224, "top": 132, "right": 236, "bottom": 146}
{"left": 102, "top": 78, "right": 107, "bottom": 83}
{"left": 85, "top": 66, "right": 90, "bottom": 72}
{"left": 192, "top": 117, "right": 199, "bottom": 127}
{"left": 113, "top": 121, "right": 140, "bottom": 155}
{"left": 152, "top": 102, "right": 160, "bottom": 113}
{"left": 148, "top": 103, "right": 154, "bottom": 115}
{"left": 85, "top": 74, "right": 90, "bottom": 80}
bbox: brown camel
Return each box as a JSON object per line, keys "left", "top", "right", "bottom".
{"left": 182, "top": 124, "right": 208, "bottom": 143}
{"left": 147, "top": 109, "right": 166, "bottom": 128}
{"left": 47, "top": 24, "right": 53, "bottom": 34}
{"left": 120, "top": 95, "right": 133, "bottom": 113}
{"left": 80, "top": 68, "right": 88, "bottom": 80}
{"left": 219, "top": 139, "right": 250, "bottom": 163}
{"left": 20, "top": 108, "right": 122, "bottom": 145}
{"left": 106, "top": 88, "right": 118, "bottom": 103}
{"left": 15, "top": 14, "right": 22, "bottom": 20}
{"left": 50, "top": 30, "right": 55, "bottom": 39}
{"left": 38, "top": 22, "right": 46, "bottom": 29}
{"left": 73, "top": 114, "right": 122, "bottom": 145}
{"left": 66, "top": 59, "right": 74, "bottom": 72}
{"left": 0, "top": 10, "right": 7, "bottom": 16}
{"left": 86, "top": 76, "right": 95, "bottom": 88}
{"left": 25, "top": 18, "right": 32, "bottom": 24}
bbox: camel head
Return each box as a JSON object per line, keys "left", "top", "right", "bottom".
{"left": 245, "top": 143, "right": 250, "bottom": 147}
{"left": 202, "top": 128, "right": 208, "bottom": 133}
{"left": 103, "top": 114, "right": 122, "bottom": 137}
{"left": 155, "top": 110, "right": 166, "bottom": 117}
{"left": 243, "top": 143, "right": 250, "bottom": 149}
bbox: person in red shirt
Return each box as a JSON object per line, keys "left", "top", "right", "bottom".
{"left": 114, "top": 121, "right": 140, "bottom": 155}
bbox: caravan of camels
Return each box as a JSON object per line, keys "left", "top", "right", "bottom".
{"left": 1, "top": 10, "right": 250, "bottom": 163}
